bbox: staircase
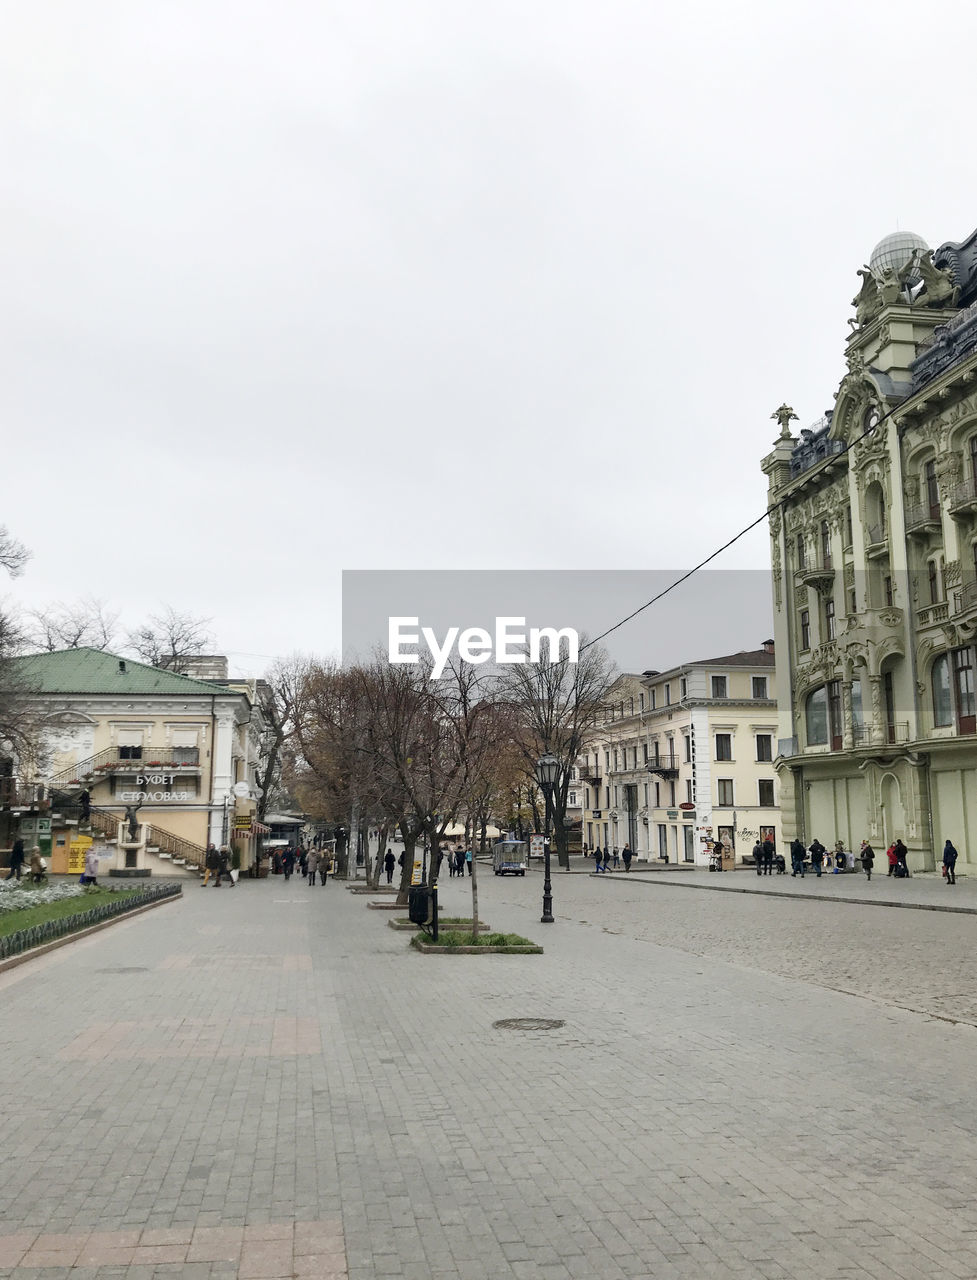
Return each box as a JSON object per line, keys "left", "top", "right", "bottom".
{"left": 49, "top": 791, "right": 208, "bottom": 877}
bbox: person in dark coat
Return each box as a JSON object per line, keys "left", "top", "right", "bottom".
{"left": 894, "top": 839, "right": 909, "bottom": 877}
{"left": 622, "top": 844, "right": 633, "bottom": 872}
{"left": 885, "top": 843, "right": 897, "bottom": 876}
{"left": 383, "top": 849, "right": 396, "bottom": 884}
{"left": 215, "top": 846, "right": 235, "bottom": 887}
{"left": 593, "top": 846, "right": 603, "bottom": 872}
{"left": 202, "top": 843, "right": 219, "bottom": 887}
{"left": 943, "top": 839, "right": 958, "bottom": 885}
{"left": 808, "top": 838, "right": 826, "bottom": 877}
{"left": 5, "top": 837, "right": 24, "bottom": 881}
{"left": 282, "top": 846, "right": 295, "bottom": 881}
{"left": 752, "top": 840, "right": 763, "bottom": 876}
{"left": 78, "top": 789, "right": 91, "bottom": 823}
{"left": 860, "top": 841, "right": 875, "bottom": 880}
{"left": 761, "top": 837, "right": 775, "bottom": 875}
{"left": 790, "top": 837, "right": 806, "bottom": 877}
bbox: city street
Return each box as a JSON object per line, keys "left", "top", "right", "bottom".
{"left": 1, "top": 869, "right": 976, "bottom": 1279}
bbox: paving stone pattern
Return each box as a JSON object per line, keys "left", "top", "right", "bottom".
{"left": 1, "top": 871, "right": 976, "bottom": 1277}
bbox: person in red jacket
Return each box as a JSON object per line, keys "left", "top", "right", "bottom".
{"left": 885, "top": 843, "right": 898, "bottom": 876}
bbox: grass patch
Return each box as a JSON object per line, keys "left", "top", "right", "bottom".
{"left": 412, "top": 930, "right": 535, "bottom": 949}
{"left": 0, "top": 888, "right": 143, "bottom": 939}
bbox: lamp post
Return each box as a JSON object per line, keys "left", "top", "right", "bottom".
{"left": 537, "top": 752, "right": 559, "bottom": 924}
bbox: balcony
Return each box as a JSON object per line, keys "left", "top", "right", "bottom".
{"left": 646, "top": 754, "right": 679, "bottom": 780}
{"left": 916, "top": 601, "right": 950, "bottom": 627}
{"left": 949, "top": 475, "right": 977, "bottom": 518}
{"left": 579, "top": 770, "right": 601, "bottom": 788}
{"left": 49, "top": 746, "right": 201, "bottom": 789}
{"left": 904, "top": 502, "right": 942, "bottom": 536}
{"left": 953, "top": 580, "right": 977, "bottom": 620}
{"left": 853, "top": 722, "right": 910, "bottom": 747}
{"left": 777, "top": 736, "right": 799, "bottom": 758}
{"left": 796, "top": 564, "right": 835, "bottom": 592}
{"left": 0, "top": 778, "right": 48, "bottom": 810}
{"left": 864, "top": 524, "right": 888, "bottom": 559}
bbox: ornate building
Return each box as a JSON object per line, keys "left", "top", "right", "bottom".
{"left": 763, "top": 225, "right": 977, "bottom": 869}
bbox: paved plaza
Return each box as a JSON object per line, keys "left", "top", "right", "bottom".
{"left": 2, "top": 869, "right": 977, "bottom": 1279}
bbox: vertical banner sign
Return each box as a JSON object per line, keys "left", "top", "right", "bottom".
{"left": 529, "top": 834, "right": 545, "bottom": 858}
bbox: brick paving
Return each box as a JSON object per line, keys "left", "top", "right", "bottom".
{"left": 1, "top": 870, "right": 977, "bottom": 1277}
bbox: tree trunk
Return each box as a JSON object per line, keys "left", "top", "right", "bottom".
{"left": 370, "top": 822, "right": 387, "bottom": 889}
{"left": 396, "top": 838, "right": 415, "bottom": 905}
{"left": 470, "top": 846, "right": 479, "bottom": 942}
{"left": 554, "top": 811, "right": 569, "bottom": 870}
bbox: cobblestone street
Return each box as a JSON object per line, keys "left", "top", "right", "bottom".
{"left": 2, "top": 869, "right": 977, "bottom": 1279}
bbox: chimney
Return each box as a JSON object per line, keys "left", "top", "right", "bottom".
{"left": 761, "top": 639, "right": 775, "bottom": 655}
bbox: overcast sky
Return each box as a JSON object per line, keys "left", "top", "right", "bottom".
{"left": 3, "top": 1, "right": 976, "bottom": 677}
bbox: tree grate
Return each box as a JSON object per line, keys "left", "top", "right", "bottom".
{"left": 493, "top": 1018, "right": 565, "bottom": 1031}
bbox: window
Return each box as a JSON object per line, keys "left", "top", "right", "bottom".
{"left": 639, "top": 693, "right": 644, "bottom": 711}
{"left": 614, "top": 786, "right": 619, "bottom": 807}
{"left": 806, "top": 686, "right": 828, "bottom": 746}
{"left": 824, "top": 598, "right": 836, "bottom": 640}
{"left": 664, "top": 684, "right": 671, "bottom": 706}
{"left": 928, "top": 560, "right": 941, "bottom": 604}
{"left": 650, "top": 689, "right": 656, "bottom": 709}
{"left": 686, "top": 779, "right": 693, "bottom": 803}
{"left": 683, "top": 734, "right": 691, "bottom": 762}
{"left": 800, "top": 610, "right": 811, "bottom": 651}
{"left": 756, "top": 734, "right": 772, "bottom": 762}
{"left": 717, "top": 778, "right": 734, "bottom": 806}
{"left": 568, "top": 792, "right": 576, "bottom": 806}
{"left": 883, "top": 670, "right": 896, "bottom": 743}
{"left": 821, "top": 520, "right": 832, "bottom": 569}
{"left": 796, "top": 534, "right": 806, "bottom": 569}
{"left": 605, "top": 787, "right": 610, "bottom": 808}
{"left": 932, "top": 654, "right": 952, "bottom": 727}
{"left": 668, "top": 781, "right": 676, "bottom": 806}
{"left": 711, "top": 675, "right": 727, "bottom": 698}
{"left": 642, "top": 743, "right": 648, "bottom": 763}
{"left": 654, "top": 782, "right": 660, "bottom": 806}
{"left": 605, "top": 751, "right": 610, "bottom": 770}
{"left": 613, "top": 749, "right": 619, "bottom": 770}
{"left": 752, "top": 676, "right": 767, "bottom": 699}
{"left": 117, "top": 729, "right": 144, "bottom": 761}
{"left": 680, "top": 677, "right": 687, "bottom": 698}
{"left": 658, "top": 825, "right": 668, "bottom": 856}
{"left": 758, "top": 779, "right": 775, "bottom": 806}
{"left": 851, "top": 680, "right": 863, "bottom": 735}
{"left": 828, "top": 679, "right": 843, "bottom": 750}
{"left": 925, "top": 459, "right": 939, "bottom": 517}
{"left": 849, "top": 588, "right": 858, "bottom": 615}
{"left": 884, "top": 576, "right": 893, "bottom": 607}
{"left": 953, "top": 646, "right": 975, "bottom": 734}
{"left": 845, "top": 505, "right": 853, "bottom": 548}
{"left": 715, "top": 733, "right": 732, "bottom": 760}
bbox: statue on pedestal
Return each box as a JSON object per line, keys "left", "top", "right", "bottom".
{"left": 912, "top": 249, "right": 960, "bottom": 309}
{"left": 850, "top": 266, "right": 882, "bottom": 329}
{"left": 124, "top": 800, "right": 143, "bottom": 843}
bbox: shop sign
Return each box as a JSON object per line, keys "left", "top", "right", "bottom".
{"left": 120, "top": 790, "right": 194, "bottom": 803}
{"left": 529, "top": 834, "right": 545, "bottom": 857}
{"left": 68, "top": 832, "right": 92, "bottom": 875}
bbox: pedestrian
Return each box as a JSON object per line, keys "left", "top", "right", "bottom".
{"left": 5, "top": 836, "right": 24, "bottom": 881}
{"left": 790, "top": 836, "right": 806, "bottom": 877}
{"left": 860, "top": 840, "right": 875, "bottom": 880}
{"left": 943, "top": 839, "right": 958, "bottom": 885}
{"left": 202, "top": 843, "right": 219, "bottom": 887}
{"left": 306, "top": 848, "right": 319, "bottom": 886}
{"left": 894, "top": 838, "right": 910, "bottom": 877}
{"left": 761, "top": 836, "right": 775, "bottom": 876}
{"left": 215, "top": 845, "right": 235, "bottom": 887}
{"left": 319, "top": 852, "right": 329, "bottom": 884}
{"left": 885, "top": 842, "right": 897, "bottom": 876}
{"left": 611, "top": 846, "right": 620, "bottom": 869}
{"left": 384, "top": 849, "right": 396, "bottom": 884}
{"left": 84, "top": 844, "right": 99, "bottom": 887}
{"left": 753, "top": 840, "right": 763, "bottom": 876}
{"left": 622, "top": 843, "right": 633, "bottom": 872}
{"left": 282, "top": 846, "right": 295, "bottom": 882}
{"left": 28, "top": 846, "right": 44, "bottom": 884}
{"left": 601, "top": 846, "right": 611, "bottom": 873}
{"left": 435, "top": 847, "right": 445, "bottom": 879}
{"left": 298, "top": 847, "right": 308, "bottom": 877}
{"left": 593, "top": 846, "right": 602, "bottom": 870}
{"left": 809, "top": 837, "right": 826, "bottom": 878}
{"left": 78, "top": 788, "right": 91, "bottom": 823}
{"left": 465, "top": 847, "right": 473, "bottom": 876}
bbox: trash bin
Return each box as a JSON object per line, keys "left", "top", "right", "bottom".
{"left": 408, "top": 886, "right": 430, "bottom": 925}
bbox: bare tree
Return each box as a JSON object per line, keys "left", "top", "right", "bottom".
{"left": 126, "top": 606, "right": 212, "bottom": 672}
{"left": 0, "top": 527, "right": 29, "bottom": 577}
{"left": 497, "top": 638, "right": 614, "bottom": 868}
{"left": 25, "top": 598, "right": 120, "bottom": 652}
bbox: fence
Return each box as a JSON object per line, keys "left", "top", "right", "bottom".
{"left": 0, "top": 883, "right": 182, "bottom": 961}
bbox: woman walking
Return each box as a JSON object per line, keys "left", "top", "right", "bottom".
{"left": 859, "top": 841, "right": 875, "bottom": 880}
{"left": 943, "top": 839, "right": 959, "bottom": 885}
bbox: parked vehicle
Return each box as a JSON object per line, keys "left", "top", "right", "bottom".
{"left": 493, "top": 839, "right": 527, "bottom": 876}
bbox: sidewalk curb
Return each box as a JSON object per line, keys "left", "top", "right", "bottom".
{"left": 593, "top": 873, "right": 977, "bottom": 915}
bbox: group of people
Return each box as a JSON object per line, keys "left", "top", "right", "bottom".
{"left": 751, "top": 834, "right": 961, "bottom": 884}
{"left": 3, "top": 838, "right": 49, "bottom": 885}
{"left": 201, "top": 844, "right": 236, "bottom": 887}
{"left": 445, "top": 847, "right": 473, "bottom": 877}
{"left": 591, "top": 845, "right": 633, "bottom": 872}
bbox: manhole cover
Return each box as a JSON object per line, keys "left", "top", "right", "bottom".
{"left": 493, "top": 1018, "right": 565, "bottom": 1031}
{"left": 95, "top": 967, "right": 149, "bottom": 974}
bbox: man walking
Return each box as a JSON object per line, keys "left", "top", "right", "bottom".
{"left": 943, "top": 839, "right": 958, "bottom": 885}
{"left": 383, "top": 848, "right": 396, "bottom": 884}
{"left": 809, "top": 837, "right": 826, "bottom": 877}
{"left": 790, "top": 836, "right": 806, "bottom": 877}
{"left": 622, "top": 844, "right": 633, "bottom": 872}
{"left": 860, "top": 840, "right": 875, "bottom": 880}
{"left": 202, "top": 843, "right": 219, "bottom": 887}
{"left": 5, "top": 837, "right": 24, "bottom": 881}
{"left": 753, "top": 840, "right": 763, "bottom": 876}
{"left": 761, "top": 836, "right": 775, "bottom": 876}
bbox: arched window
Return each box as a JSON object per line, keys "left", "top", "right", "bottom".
{"left": 925, "top": 459, "right": 939, "bottom": 517}
{"left": 806, "top": 687, "right": 828, "bottom": 746}
{"left": 933, "top": 654, "right": 952, "bottom": 727}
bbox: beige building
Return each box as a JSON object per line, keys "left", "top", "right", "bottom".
{"left": 3, "top": 648, "right": 274, "bottom": 875}
{"left": 579, "top": 645, "right": 779, "bottom": 866}
{"left": 762, "top": 225, "right": 977, "bottom": 869}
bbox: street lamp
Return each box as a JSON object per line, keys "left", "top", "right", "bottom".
{"left": 537, "top": 752, "right": 559, "bottom": 924}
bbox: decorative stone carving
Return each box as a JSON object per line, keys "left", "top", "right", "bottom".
{"left": 913, "top": 249, "right": 960, "bottom": 310}
{"left": 794, "top": 584, "right": 809, "bottom": 608}
{"left": 844, "top": 562, "right": 855, "bottom": 587}
{"left": 851, "top": 267, "right": 883, "bottom": 329}
{"left": 944, "top": 559, "right": 962, "bottom": 588}
{"left": 936, "top": 451, "right": 963, "bottom": 498}
{"left": 771, "top": 404, "right": 799, "bottom": 439}
{"left": 772, "top": 543, "right": 782, "bottom": 608}
{"left": 904, "top": 476, "right": 920, "bottom": 505}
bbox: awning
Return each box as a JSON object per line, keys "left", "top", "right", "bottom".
{"left": 250, "top": 820, "right": 271, "bottom": 835}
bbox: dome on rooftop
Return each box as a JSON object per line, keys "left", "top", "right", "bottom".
{"left": 869, "top": 231, "right": 928, "bottom": 285}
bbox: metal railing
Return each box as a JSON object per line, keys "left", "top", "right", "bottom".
{"left": 905, "top": 502, "right": 941, "bottom": 532}
{"left": 48, "top": 746, "right": 200, "bottom": 789}
{"left": 48, "top": 792, "right": 209, "bottom": 873}
{"left": 0, "top": 883, "right": 182, "bottom": 961}
{"left": 777, "top": 737, "right": 799, "bottom": 757}
{"left": 853, "top": 722, "right": 910, "bottom": 746}
{"left": 953, "top": 581, "right": 977, "bottom": 616}
{"left": 949, "top": 475, "right": 977, "bottom": 510}
{"left": 866, "top": 523, "right": 886, "bottom": 547}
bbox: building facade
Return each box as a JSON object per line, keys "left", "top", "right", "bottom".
{"left": 762, "top": 224, "right": 977, "bottom": 870}
{"left": 1, "top": 648, "right": 274, "bottom": 874}
{"left": 579, "top": 646, "right": 779, "bottom": 865}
